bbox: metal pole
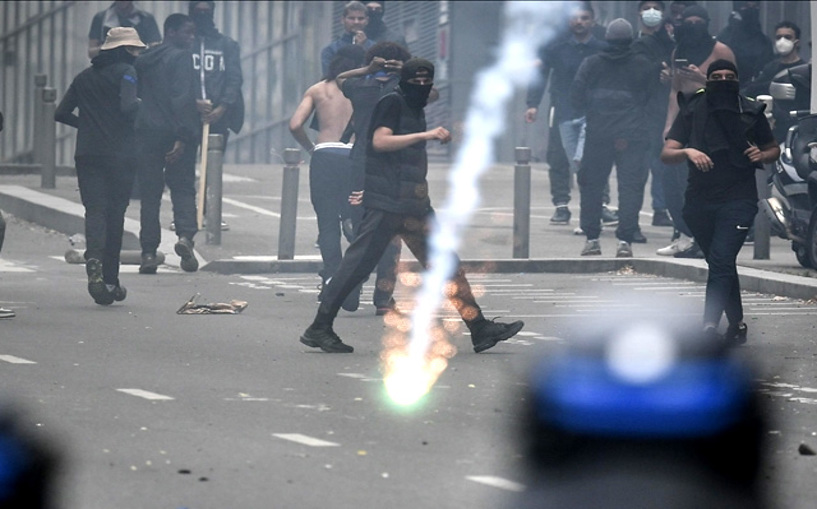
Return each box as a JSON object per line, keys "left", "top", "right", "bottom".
{"left": 753, "top": 166, "right": 771, "bottom": 259}
{"left": 32, "top": 74, "right": 47, "bottom": 164}
{"left": 513, "top": 146, "right": 531, "bottom": 259}
{"left": 40, "top": 87, "right": 57, "bottom": 189}
{"left": 205, "top": 134, "right": 225, "bottom": 245}
{"left": 277, "top": 148, "right": 301, "bottom": 260}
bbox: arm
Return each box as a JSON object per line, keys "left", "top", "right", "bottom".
{"left": 745, "top": 140, "right": 780, "bottom": 164}
{"left": 54, "top": 82, "right": 79, "bottom": 128}
{"left": 288, "top": 89, "right": 316, "bottom": 153}
{"left": 524, "top": 60, "right": 550, "bottom": 123}
{"left": 206, "top": 39, "right": 243, "bottom": 124}
{"left": 372, "top": 125, "right": 450, "bottom": 152}
{"left": 660, "top": 138, "right": 713, "bottom": 169}
{"left": 570, "top": 60, "right": 589, "bottom": 118}
{"left": 168, "top": 51, "right": 198, "bottom": 146}
{"left": 120, "top": 69, "right": 140, "bottom": 121}
{"left": 336, "top": 57, "right": 401, "bottom": 89}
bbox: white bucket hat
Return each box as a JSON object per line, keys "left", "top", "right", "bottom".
{"left": 100, "top": 27, "right": 147, "bottom": 50}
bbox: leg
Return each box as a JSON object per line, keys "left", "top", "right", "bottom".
{"left": 165, "top": 140, "right": 199, "bottom": 242}
{"left": 373, "top": 237, "right": 401, "bottom": 310}
{"left": 102, "top": 155, "right": 136, "bottom": 286}
{"left": 664, "top": 162, "right": 693, "bottom": 237}
{"left": 137, "top": 134, "right": 171, "bottom": 256}
{"left": 614, "top": 140, "right": 649, "bottom": 243}
{"left": 309, "top": 149, "right": 348, "bottom": 282}
{"left": 546, "top": 121, "right": 571, "bottom": 207}
{"left": 75, "top": 155, "right": 108, "bottom": 263}
{"left": 578, "top": 137, "right": 615, "bottom": 241}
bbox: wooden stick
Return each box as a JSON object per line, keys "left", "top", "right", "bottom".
{"left": 196, "top": 121, "right": 210, "bottom": 231}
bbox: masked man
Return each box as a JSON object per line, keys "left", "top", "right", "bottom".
{"left": 299, "top": 58, "right": 524, "bottom": 354}
{"left": 661, "top": 60, "right": 779, "bottom": 345}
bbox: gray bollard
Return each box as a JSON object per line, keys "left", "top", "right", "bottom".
{"left": 32, "top": 74, "right": 47, "bottom": 164}
{"left": 513, "top": 147, "right": 532, "bottom": 259}
{"left": 753, "top": 166, "right": 771, "bottom": 259}
{"left": 205, "top": 134, "right": 225, "bottom": 245}
{"left": 40, "top": 87, "right": 57, "bottom": 189}
{"left": 278, "top": 148, "right": 301, "bottom": 260}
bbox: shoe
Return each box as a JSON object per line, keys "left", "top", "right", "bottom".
{"left": 631, "top": 230, "right": 647, "bottom": 244}
{"left": 86, "top": 258, "right": 114, "bottom": 305}
{"left": 220, "top": 221, "right": 230, "bottom": 231}
{"left": 139, "top": 253, "right": 159, "bottom": 274}
{"left": 743, "top": 230, "right": 754, "bottom": 245}
{"left": 601, "top": 206, "right": 619, "bottom": 226}
{"left": 656, "top": 234, "right": 692, "bottom": 256}
{"left": 0, "top": 307, "right": 15, "bottom": 319}
{"left": 550, "top": 206, "right": 571, "bottom": 225}
{"left": 674, "top": 241, "right": 705, "bottom": 259}
{"left": 573, "top": 226, "right": 584, "bottom": 235}
{"left": 112, "top": 284, "right": 127, "bottom": 302}
{"left": 341, "top": 282, "right": 362, "bottom": 312}
{"left": 616, "top": 240, "right": 633, "bottom": 258}
{"left": 175, "top": 237, "right": 199, "bottom": 272}
{"left": 725, "top": 322, "right": 748, "bottom": 346}
{"left": 471, "top": 318, "right": 525, "bottom": 353}
{"left": 652, "top": 209, "right": 673, "bottom": 227}
{"left": 375, "top": 298, "right": 397, "bottom": 316}
{"left": 300, "top": 326, "right": 354, "bottom": 353}
{"left": 581, "top": 239, "right": 602, "bottom": 256}
{"left": 702, "top": 325, "right": 723, "bottom": 342}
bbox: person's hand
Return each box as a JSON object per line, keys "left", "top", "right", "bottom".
{"left": 202, "top": 104, "right": 226, "bottom": 124}
{"left": 659, "top": 62, "right": 672, "bottom": 85}
{"left": 744, "top": 143, "right": 764, "bottom": 163}
{"left": 686, "top": 147, "right": 713, "bottom": 171}
{"left": 165, "top": 140, "right": 185, "bottom": 164}
{"left": 196, "top": 99, "right": 213, "bottom": 115}
{"left": 348, "top": 190, "right": 364, "bottom": 206}
{"left": 353, "top": 30, "right": 367, "bottom": 45}
{"left": 677, "top": 64, "right": 706, "bottom": 86}
{"left": 524, "top": 107, "right": 538, "bottom": 123}
{"left": 383, "top": 59, "right": 402, "bottom": 73}
{"left": 426, "top": 127, "right": 451, "bottom": 144}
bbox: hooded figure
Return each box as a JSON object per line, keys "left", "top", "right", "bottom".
{"left": 363, "top": 1, "right": 407, "bottom": 46}
{"left": 717, "top": 1, "right": 774, "bottom": 85}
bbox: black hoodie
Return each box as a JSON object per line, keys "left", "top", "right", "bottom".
{"left": 134, "top": 43, "right": 199, "bottom": 144}
{"left": 55, "top": 49, "right": 140, "bottom": 157}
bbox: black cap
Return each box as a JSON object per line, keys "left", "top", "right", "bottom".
{"left": 707, "top": 59, "right": 738, "bottom": 79}
{"left": 401, "top": 58, "right": 434, "bottom": 82}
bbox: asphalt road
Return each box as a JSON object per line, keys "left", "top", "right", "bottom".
{"left": 1, "top": 216, "right": 816, "bottom": 509}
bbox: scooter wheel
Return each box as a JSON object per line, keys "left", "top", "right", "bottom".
{"left": 793, "top": 242, "right": 813, "bottom": 268}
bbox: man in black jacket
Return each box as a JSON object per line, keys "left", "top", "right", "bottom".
{"left": 299, "top": 59, "right": 524, "bottom": 354}
{"left": 572, "top": 19, "right": 652, "bottom": 258}
{"left": 135, "top": 13, "right": 201, "bottom": 274}
{"left": 56, "top": 27, "right": 146, "bottom": 305}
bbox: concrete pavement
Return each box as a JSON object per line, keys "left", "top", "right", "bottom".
{"left": 2, "top": 162, "right": 817, "bottom": 300}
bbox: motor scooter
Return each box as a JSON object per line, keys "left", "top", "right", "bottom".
{"left": 759, "top": 63, "right": 817, "bottom": 267}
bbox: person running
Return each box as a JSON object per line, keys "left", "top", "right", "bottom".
{"left": 299, "top": 58, "right": 524, "bottom": 354}
{"left": 55, "top": 27, "right": 146, "bottom": 305}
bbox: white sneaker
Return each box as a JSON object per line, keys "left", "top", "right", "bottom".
{"left": 656, "top": 234, "right": 693, "bottom": 256}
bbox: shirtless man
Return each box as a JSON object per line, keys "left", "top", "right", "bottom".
{"left": 289, "top": 46, "right": 365, "bottom": 304}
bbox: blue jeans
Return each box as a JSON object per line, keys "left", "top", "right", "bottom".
{"left": 683, "top": 199, "right": 757, "bottom": 327}
{"left": 559, "top": 117, "right": 585, "bottom": 174}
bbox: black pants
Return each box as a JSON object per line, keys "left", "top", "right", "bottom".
{"left": 136, "top": 131, "right": 198, "bottom": 255}
{"left": 684, "top": 199, "right": 757, "bottom": 327}
{"left": 312, "top": 208, "right": 483, "bottom": 328}
{"left": 579, "top": 137, "right": 648, "bottom": 242}
{"left": 75, "top": 154, "right": 135, "bottom": 285}
{"left": 663, "top": 162, "right": 694, "bottom": 237}
{"left": 310, "top": 146, "right": 354, "bottom": 282}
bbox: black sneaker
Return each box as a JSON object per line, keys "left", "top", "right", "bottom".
{"left": 725, "top": 322, "right": 748, "bottom": 346}
{"left": 601, "top": 206, "right": 619, "bottom": 226}
{"left": 139, "top": 253, "right": 159, "bottom": 274}
{"left": 550, "top": 206, "right": 571, "bottom": 225}
{"left": 175, "top": 237, "right": 199, "bottom": 272}
{"left": 86, "top": 259, "right": 114, "bottom": 305}
{"left": 674, "top": 241, "right": 705, "bottom": 259}
{"left": 652, "top": 209, "right": 673, "bottom": 227}
{"left": 470, "top": 318, "right": 524, "bottom": 353}
{"left": 112, "top": 284, "right": 127, "bottom": 302}
{"left": 300, "top": 326, "right": 354, "bottom": 353}
{"left": 632, "top": 230, "right": 647, "bottom": 244}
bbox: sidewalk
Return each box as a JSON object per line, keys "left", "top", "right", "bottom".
{"left": 2, "top": 162, "right": 817, "bottom": 300}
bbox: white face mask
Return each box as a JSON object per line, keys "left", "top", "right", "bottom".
{"left": 641, "top": 8, "right": 663, "bottom": 28}
{"left": 775, "top": 37, "right": 795, "bottom": 56}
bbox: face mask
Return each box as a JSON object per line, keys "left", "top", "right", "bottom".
{"left": 775, "top": 38, "right": 795, "bottom": 56}
{"left": 192, "top": 11, "right": 215, "bottom": 35}
{"left": 367, "top": 8, "right": 384, "bottom": 25}
{"left": 706, "top": 79, "right": 740, "bottom": 110}
{"left": 400, "top": 81, "right": 433, "bottom": 110}
{"left": 641, "top": 8, "right": 663, "bottom": 28}
{"left": 739, "top": 8, "right": 760, "bottom": 27}
{"left": 675, "top": 22, "right": 709, "bottom": 45}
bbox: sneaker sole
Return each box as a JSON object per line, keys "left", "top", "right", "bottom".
{"left": 175, "top": 242, "right": 199, "bottom": 272}
{"left": 86, "top": 260, "right": 114, "bottom": 305}
{"left": 473, "top": 321, "right": 525, "bottom": 353}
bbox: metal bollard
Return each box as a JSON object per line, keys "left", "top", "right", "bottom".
{"left": 205, "top": 134, "right": 225, "bottom": 245}
{"left": 32, "top": 74, "right": 47, "bottom": 164}
{"left": 753, "top": 166, "right": 771, "bottom": 259}
{"left": 40, "top": 87, "right": 57, "bottom": 189}
{"left": 277, "top": 148, "right": 301, "bottom": 260}
{"left": 513, "top": 146, "right": 531, "bottom": 259}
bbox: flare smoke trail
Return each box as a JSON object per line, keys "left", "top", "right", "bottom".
{"left": 383, "top": 1, "right": 566, "bottom": 405}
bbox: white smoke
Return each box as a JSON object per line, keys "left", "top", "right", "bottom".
{"left": 397, "top": 1, "right": 566, "bottom": 386}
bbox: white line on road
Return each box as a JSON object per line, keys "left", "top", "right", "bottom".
{"left": 116, "top": 389, "right": 174, "bottom": 401}
{"left": 0, "top": 355, "right": 36, "bottom": 364}
{"left": 273, "top": 433, "right": 340, "bottom": 447}
{"left": 466, "top": 476, "right": 525, "bottom": 492}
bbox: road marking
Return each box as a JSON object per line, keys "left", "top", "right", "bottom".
{"left": 0, "top": 355, "right": 36, "bottom": 364}
{"left": 0, "top": 260, "right": 35, "bottom": 273}
{"left": 116, "top": 389, "right": 174, "bottom": 401}
{"left": 466, "top": 476, "right": 525, "bottom": 492}
{"left": 273, "top": 433, "right": 340, "bottom": 447}
{"left": 338, "top": 373, "right": 368, "bottom": 379}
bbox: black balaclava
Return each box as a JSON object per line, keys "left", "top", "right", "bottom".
{"left": 674, "top": 5, "right": 715, "bottom": 66}
{"left": 400, "top": 58, "right": 434, "bottom": 110}
{"left": 734, "top": 1, "right": 761, "bottom": 32}
{"left": 189, "top": 1, "right": 217, "bottom": 37}
{"left": 368, "top": 1, "right": 385, "bottom": 26}
{"left": 704, "top": 59, "right": 750, "bottom": 167}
